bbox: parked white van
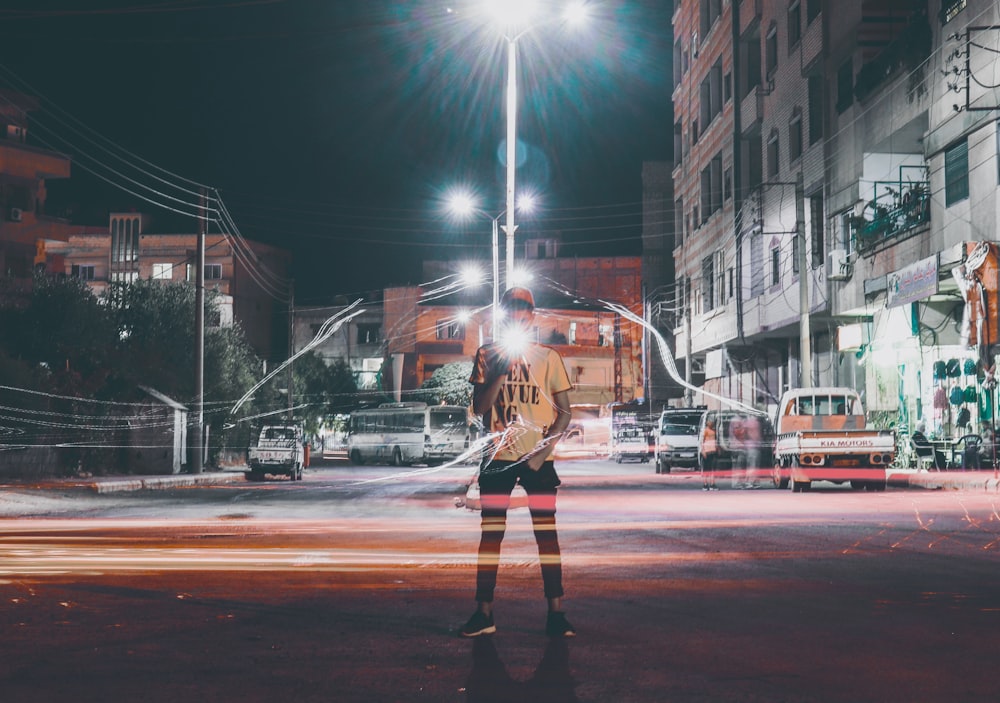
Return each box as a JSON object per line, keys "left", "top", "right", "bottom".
{"left": 655, "top": 408, "right": 706, "bottom": 474}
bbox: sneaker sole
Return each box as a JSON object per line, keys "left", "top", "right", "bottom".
{"left": 460, "top": 624, "right": 496, "bottom": 637}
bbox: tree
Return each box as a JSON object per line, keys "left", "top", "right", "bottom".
{"left": 416, "top": 361, "right": 473, "bottom": 406}
{"left": 291, "top": 352, "right": 358, "bottom": 436}
{"left": 108, "top": 280, "right": 270, "bottom": 463}
{"left": 0, "top": 273, "right": 117, "bottom": 397}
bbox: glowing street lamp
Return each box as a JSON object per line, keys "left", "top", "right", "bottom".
{"left": 446, "top": 190, "right": 536, "bottom": 339}
{"left": 482, "top": 1, "right": 588, "bottom": 287}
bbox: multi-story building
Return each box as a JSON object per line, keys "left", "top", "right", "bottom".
{"left": 0, "top": 90, "right": 74, "bottom": 287}
{"left": 44, "top": 213, "right": 293, "bottom": 360}
{"left": 672, "top": 0, "right": 1000, "bottom": 440}
{"left": 298, "top": 253, "right": 647, "bottom": 409}
{"left": 294, "top": 297, "right": 386, "bottom": 393}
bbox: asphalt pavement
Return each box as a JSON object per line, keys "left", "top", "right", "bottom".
{"left": 2, "top": 461, "right": 1000, "bottom": 494}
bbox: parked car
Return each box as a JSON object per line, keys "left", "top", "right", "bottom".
{"left": 698, "top": 410, "right": 774, "bottom": 483}
{"left": 610, "top": 425, "right": 652, "bottom": 463}
{"left": 655, "top": 407, "right": 706, "bottom": 474}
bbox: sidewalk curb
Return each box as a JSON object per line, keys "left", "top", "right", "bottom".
{"left": 86, "top": 471, "right": 245, "bottom": 494}
{"left": 897, "top": 470, "right": 1000, "bottom": 494}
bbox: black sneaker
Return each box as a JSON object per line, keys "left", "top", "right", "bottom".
{"left": 460, "top": 610, "right": 496, "bottom": 638}
{"left": 545, "top": 611, "right": 576, "bottom": 638}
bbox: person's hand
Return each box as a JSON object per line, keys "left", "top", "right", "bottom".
{"left": 524, "top": 451, "right": 546, "bottom": 472}
{"left": 486, "top": 347, "right": 516, "bottom": 381}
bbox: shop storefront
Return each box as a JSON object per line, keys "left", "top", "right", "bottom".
{"left": 855, "top": 243, "right": 1000, "bottom": 450}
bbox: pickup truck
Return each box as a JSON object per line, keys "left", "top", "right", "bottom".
{"left": 611, "top": 425, "right": 651, "bottom": 464}
{"left": 772, "top": 387, "right": 894, "bottom": 492}
{"left": 247, "top": 424, "right": 307, "bottom": 481}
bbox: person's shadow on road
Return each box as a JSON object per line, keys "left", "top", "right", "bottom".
{"left": 464, "top": 637, "right": 579, "bottom": 703}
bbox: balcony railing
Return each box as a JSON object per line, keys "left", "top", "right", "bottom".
{"left": 853, "top": 175, "right": 930, "bottom": 253}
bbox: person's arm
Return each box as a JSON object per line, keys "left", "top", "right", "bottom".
{"left": 472, "top": 348, "right": 513, "bottom": 416}
{"left": 523, "top": 389, "right": 572, "bottom": 471}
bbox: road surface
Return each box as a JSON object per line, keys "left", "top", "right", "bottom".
{"left": 1, "top": 459, "right": 998, "bottom": 702}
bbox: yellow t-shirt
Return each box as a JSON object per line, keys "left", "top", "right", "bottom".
{"left": 470, "top": 342, "right": 573, "bottom": 462}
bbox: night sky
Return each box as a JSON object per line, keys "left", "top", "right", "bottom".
{"left": 0, "top": 1, "right": 672, "bottom": 303}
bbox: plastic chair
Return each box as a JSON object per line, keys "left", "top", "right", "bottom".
{"left": 953, "top": 434, "right": 982, "bottom": 470}
{"left": 910, "top": 438, "right": 940, "bottom": 471}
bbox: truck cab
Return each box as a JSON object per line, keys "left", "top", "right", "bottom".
{"left": 654, "top": 408, "right": 706, "bottom": 474}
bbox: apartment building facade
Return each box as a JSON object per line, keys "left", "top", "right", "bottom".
{"left": 0, "top": 90, "right": 74, "bottom": 287}
{"left": 44, "top": 213, "right": 293, "bottom": 360}
{"left": 296, "top": 254, "right": 647, "bottom": 409}
{"left": 673, "top": 0, "right": 1000, "bottom": 439}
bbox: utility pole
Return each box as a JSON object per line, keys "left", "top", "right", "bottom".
{"left": 796, "top": 175, "right": 812, "bottom": 388}
{"left": 684, "top": 295, "right": 694, "bottom": 407}
{"left": 287, "top": 281, "right": 295, "bottom": 422}
{"left": 192, "top": 188, "right": 206, "bottom": 473}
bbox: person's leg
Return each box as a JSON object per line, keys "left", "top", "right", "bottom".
{"left": 474, "top": 464, "right": 516, "bottom": 610}
{"left": 526, "top": 489, "right": 563, "bottom": 605}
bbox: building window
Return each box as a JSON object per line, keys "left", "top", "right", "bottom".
{"left": 724, "top": 166, "right": 732, "bottom": 201}
{"left": 767, "top": 131, "right": 780, "bottom": 177}
{"left": 742, "top": 36, "right": 762, "bottom": 99}
{"left": 700, "top": 0, "right": 721, "bottom": 37}
{"left": 808, "top": 75, "right": 823, "bottom": 145}
{"left": 765, "top": 24, "right": 778, "bottom": 78}
{"left": 701, "top": 153, "right": 723, "bottom": 222}
{"left": 702, "top": 255, "right": 716, "bottom": 312}
{"left": 598, "top": 324, "right": 613, "bottom": 347}
{"left": 810, "top": 194, "right": 825, "bottom": 268}
{"left": 715, "top": 251, "right": 724, "bottom": 308}
{"left": 673, "top": 39, "right": 683, "bottom": 86}
{"left": 357, "top": 324, "right": 380, "bottom": 345}
{"left": 674, "top": 120, "right": 684, "bottom": 165}
{"left": 788, "top": 1, "right": 801, "bottom": 50}
{"left": 724, "top": 71, "right": 732, "bottom": 103}
{"left": 836, "top": 59, "right": 853, "bottom": 113}
{"left": 945, "top": 138, "right": 969, "bottom": 206}
{"left": 436, "top": 320, "right": 465, "bottom": 340}
{"left": 206, "top": 264, "right": 222, "bottom": 280}
{"left": 806, "top": 0, "right": 820, "bottom": 24}
{"left": 840, "top": 210, "right": 856, "bottom": 255}
{"left": 771, "top": 246, "right": 781, "bottom": 287}
{"left": 568, "top": 322, "right": 577, "bottom": 345}
{"left": 700, "top": 59, "right": 724, "bottom": 130}
{"left": 792, "top": 232, "right": 800, "bottom": 275}
{"left": 727, "top": 267, "right": 734, "bottom": 299}
{"left": 71, "top": 264, "right": 95, "bottom": 281}
{"left": 789, "top": 110, "right": 803, "bottom": 162}
{"left": 152, "top": 262, "right": 172, "bottom": 280}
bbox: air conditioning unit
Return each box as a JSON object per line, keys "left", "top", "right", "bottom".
{"left": 8, "top": 207, "right": 23, "bottom": 222}
{"left": 827, "top": 249, "right": 852, "bottom": 281}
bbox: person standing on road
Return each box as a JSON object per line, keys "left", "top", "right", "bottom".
{"left": 460, "top": 286, "right": 575, "bottom": 639}
{"left": 740, "top": 414, "right": 763, "bottom": 489}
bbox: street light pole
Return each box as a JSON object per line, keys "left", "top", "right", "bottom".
{"left": 491, "top": 214, "right": 500, "bottom": 340}
{"left": 503, "top": 36, "right": 518, "bottom": 288}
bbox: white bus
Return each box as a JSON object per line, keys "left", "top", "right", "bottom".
{"left": 347, "top": 402, "right": 471, "bottom": 466}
